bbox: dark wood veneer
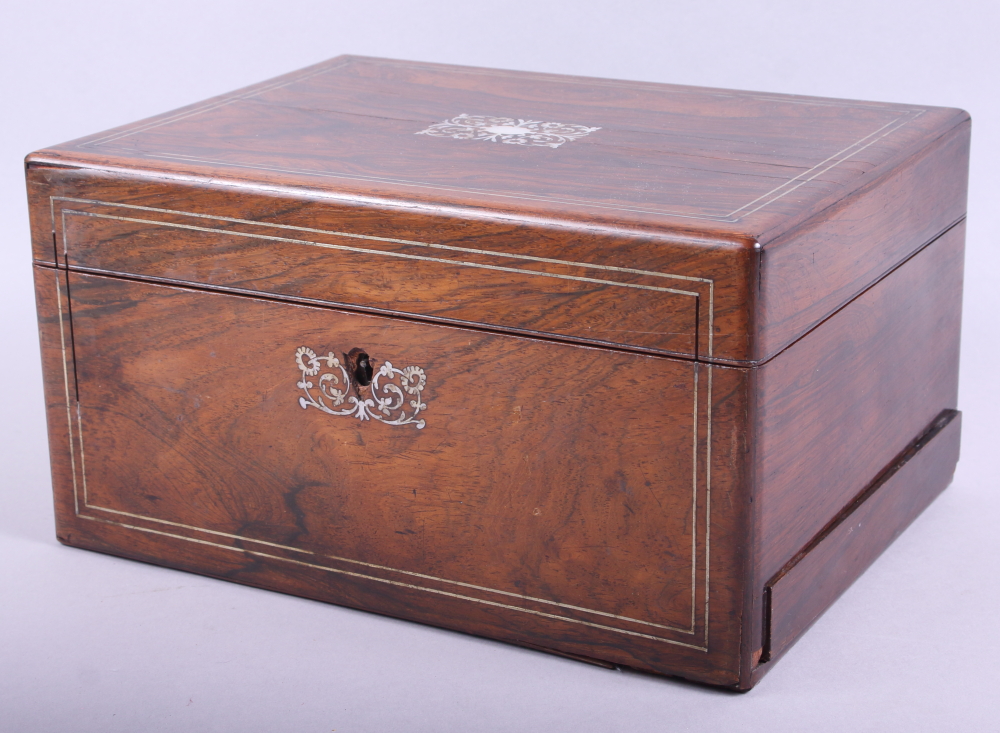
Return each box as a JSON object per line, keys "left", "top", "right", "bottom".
{"left": 755, "top": 222, "right": 963, "bottom": 585}
{"left": 27, "top": 56, "right": 967, "bottom": 689}
{"left": 762, "top": 410, "right": 960, "bottom": 669}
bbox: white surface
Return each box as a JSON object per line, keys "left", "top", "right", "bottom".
{"left": 1, "top": 2, "right": 998, "bottom": 730}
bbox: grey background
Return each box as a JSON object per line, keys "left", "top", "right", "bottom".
{"left": 1, "top": 1, "right": 997, "bottom": 730}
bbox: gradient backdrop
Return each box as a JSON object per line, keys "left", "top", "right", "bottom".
{"left": 1, "top": 2, "right": 997, "bottom": 730}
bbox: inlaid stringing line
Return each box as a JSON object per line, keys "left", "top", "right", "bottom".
{"left": 52, "top": 198, "right": 713, "bottom": 647}
{"left": 77, "top": 513, "right": 709, "bottom": 651}
{"left": 705, "top": 368, "right": 712, "bottom": 645}
{"left": 691, "top": 366, "right": 699, "bottom": 631}
{"left": 86, "top": 506, "right": 317, "bottom": 554}
{"left": 77, "top": 405, "right": 88, "bottom": 506}
{"left": 106, "top": 148, "right": 882, "bottom": 224}
{"left": 53, "top": 197, "right": 716, "bottom": 285}
{"left": 707, "top": 281, "right": 714, "bottom": 366}
{"left": 81, "top": 500, "right": 701, "bottom": 634}
{"left": 54, "top": 197, "right": 710, "bottom": 640}
{"left": 75, "top": 58, "right": 924, "bottom": 223}
{"left": 727, "top": 111, "right": 924, "bottom": 219}
{"left": 61, "top": 209, "right": 92, "bottom": 509}
{"left": 103, "top": 151, "right": 750, "bottom": 222}
{"left": 60, "top": 197, "right": 717, "bottom": 358}
{"left": 49, "top": 197, "right": 57, "bottom": 260}
{"left": 53, "top": 270, "right": 79, "bottom": 515}
{"left": 65, "top": 353, "right": 709, "bottom": 642}
{"left": 66, "top": 211, "right": 703, "bottom": 299}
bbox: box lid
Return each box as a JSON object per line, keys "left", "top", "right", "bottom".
{"left": 27, "top": 56, "right": 969, "bottom": 364}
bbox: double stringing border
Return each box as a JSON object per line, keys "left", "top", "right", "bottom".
{"left": 54, "top": 196, "right": 716, "bottom": 360}
{"left": 50, "top": 197, "right": 714, "bottom": 651}
{"left": 78, "top": 57, "right": 925, "bottom": 223}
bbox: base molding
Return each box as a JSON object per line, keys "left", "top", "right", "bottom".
{"left": 759, "top": 409, "right": 961, "bottom": 668}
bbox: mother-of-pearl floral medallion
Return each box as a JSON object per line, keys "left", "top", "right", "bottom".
{"left": 416, "top": 114, "right": 600, "bottom": 149}
{"left": 295, "top": 347, "right": 428, "bottom": 429}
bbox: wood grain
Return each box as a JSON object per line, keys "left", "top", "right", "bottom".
{"left": 756, "top": 120, "right": 969, "bottom": 360}
{"left": 54, "top": 197, "right": 706, "bottom": 358}
{"left": 34, "top": 266, "right": 750, "bottom": 687}
{"left": 746, "top": 222, "right": 964, "bottom": 681}
{"left": 26, "top": 56, "right": 969, "bottom": 689}
{"left": 761, "top": 410, "right": 960, "bottom": 669}
{"left": 26, "top": 55, "right": 968, "bottom": 364}
{"left": 28, "top": 166, "right": 751, "bottom": 362}
{"left": 30, "top": 56, "right": 963, "bottom": 239}
{"left": 754, "top": 222, "right": 964, "bottom": 586}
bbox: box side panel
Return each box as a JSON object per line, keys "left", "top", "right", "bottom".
{"left": 750, "top": 221, "right": 964, "bottom": 671}
{"left": 26, "top": 165, "right": 753, "bottom": 363}
{"left": 41, "top": 269, "right": 751, "bottom": 687}
{"left": 756, "top": 119, "right": 969, "bottom": 361}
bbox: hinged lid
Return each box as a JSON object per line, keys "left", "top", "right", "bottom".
{"left": 27, "top": 56, "right": 969, "bottom": 364}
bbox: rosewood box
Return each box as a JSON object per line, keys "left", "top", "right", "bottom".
{"left": 26, "top": 56, "right": 968, "bottom": 690}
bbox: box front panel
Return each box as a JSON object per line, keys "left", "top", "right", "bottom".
{"left": 35, "top": 269, "right": 747, "bottom": 684}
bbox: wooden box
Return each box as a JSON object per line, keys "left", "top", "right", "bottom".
{"left": 26, "top": 56, "right": 968, "bottom": 690}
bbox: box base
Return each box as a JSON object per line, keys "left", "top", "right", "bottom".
{"left": 755, "top": 409, "right": 961, "bottom": 681}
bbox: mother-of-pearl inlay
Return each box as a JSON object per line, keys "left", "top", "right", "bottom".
{"left": 417, "top": 114, "right": 600, "bottom": 148}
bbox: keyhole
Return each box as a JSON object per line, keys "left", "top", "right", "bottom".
{"left": 354, "top": 352, "right": 373, "bottom": 386}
